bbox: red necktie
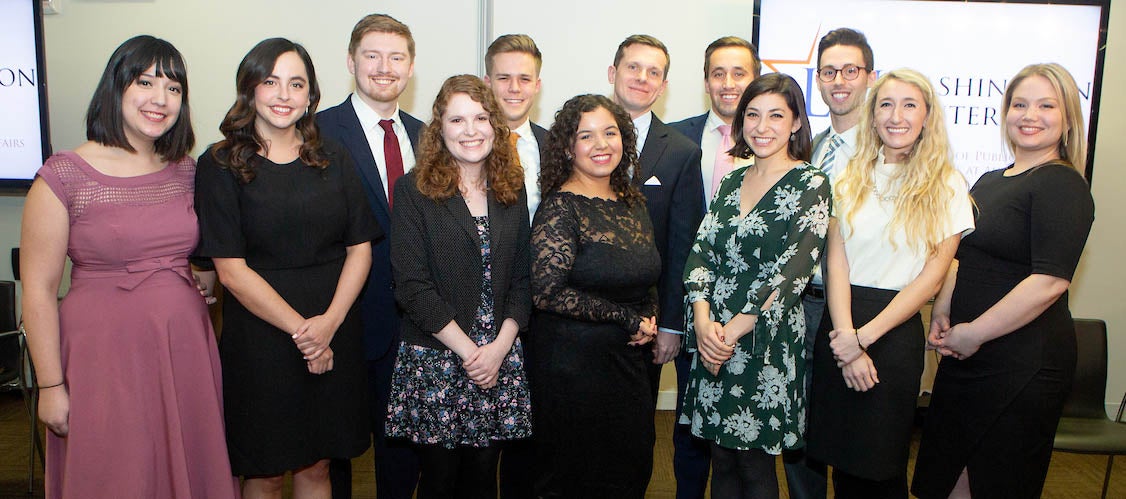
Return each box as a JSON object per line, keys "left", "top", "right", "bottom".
{"left": 379, "top": 119, "right": 404, "bottom": 208}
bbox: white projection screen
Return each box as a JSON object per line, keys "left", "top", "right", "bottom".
{"left": 755, "top": 0, "right": 1109, "bottom": 186}
{"left": 0, "top": 0, "right": 50, "bottom": 189}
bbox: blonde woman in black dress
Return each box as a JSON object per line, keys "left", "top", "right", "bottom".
{"left": 913, "top": 63, "right": 1095, "bottom": 499}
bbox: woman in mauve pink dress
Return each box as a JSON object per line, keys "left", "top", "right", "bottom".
{"left": 20, "top": 35, "right": 239, "bottom": 499}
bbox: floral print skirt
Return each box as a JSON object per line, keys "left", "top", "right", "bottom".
{"left": 385, "top": 216, "right": 532, "bottom": 448}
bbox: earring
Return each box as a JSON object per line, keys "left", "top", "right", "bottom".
{"left": 790, "top": 132, "right": 796, "bottom": 142}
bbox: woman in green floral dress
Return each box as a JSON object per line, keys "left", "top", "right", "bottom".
{"left": 681, "top": 73, "right": 830, "bottom": 498}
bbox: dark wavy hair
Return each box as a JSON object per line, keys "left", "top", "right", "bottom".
{"left": 415, "top": 75, "right": 524, "bottom": 205}
{"left": 539, "top": 94, "right": 644, "bottom": 206}
{"left": 86, "top": 35, "right": 194, "bottom": 161}
{"left": 213, "top": 38, "right": 327, "bottom": 183}
{"left": 729, "top": 72, "right": 812, "bottom": 162}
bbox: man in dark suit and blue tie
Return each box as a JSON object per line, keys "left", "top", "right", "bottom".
{"left": 317, "top": 13, "right": 423, "bottom": 499}
{"left": 668, "top": 35, "right": 760, "bottom": 499}
{"left": 608, "top": 36, "right": 704, "bottom": 481}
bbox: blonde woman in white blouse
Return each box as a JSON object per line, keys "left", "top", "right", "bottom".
{"left": 805, "top": 69, "right": 974, "bottom": 499}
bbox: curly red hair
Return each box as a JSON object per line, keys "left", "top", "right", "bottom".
{"left": 415, "top": 75, "right": 524, "bottom": 205}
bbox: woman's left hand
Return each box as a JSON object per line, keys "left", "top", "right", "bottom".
{"left": 701, "top": 357, "right": 722, "bottom": 376}
{"left": 192, "top": 270, "right": 218, "bottom": 305}
{"left": 463, "top": 341, "right": 508, "bottom": 389}
{"left": 841, "top": 352, "right": 879, "bottom": 392}
{"left": 293, "top": 314, "right": 341, "bottom": 360}
{"left": 935, "top": 323, "right": 982, "bottom": 360}
{"left": 307, "top": 347, "right": 334, "bottom": 374}
{"left": 829, "top": 327, "right": 865, "bottom": 367}
{"left": 628, "top": 316, "right": 658, "bottom": 346}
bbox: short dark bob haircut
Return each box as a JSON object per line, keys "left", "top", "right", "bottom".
{"left": 729, "top": 72, "right": 812, "bottom": 163}
{"left": 85, "top": 35, "right": 195, "bottom": 161}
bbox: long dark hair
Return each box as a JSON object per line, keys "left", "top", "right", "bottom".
{"left": 729, "top": 72, "right": 812, "bottom": 162}
{"left": 86, "top": 35, "right": 194, "bottom": 161}
{"left": 213, "top": 38, "right": 327, "bottom": 183}
{"left": 539, "top": 94, "right": 644, "bottom": 206}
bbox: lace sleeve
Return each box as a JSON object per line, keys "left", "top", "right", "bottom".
{"left": 531, "top": 195, "right": 642, "bottom": 333}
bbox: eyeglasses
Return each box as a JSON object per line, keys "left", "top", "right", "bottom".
{"left": 817, "top": 64, "right": 868, "bottom": 83}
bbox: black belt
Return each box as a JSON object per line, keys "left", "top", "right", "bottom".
{"left": 802, "top": 284, "right": 825, "bottom": 299}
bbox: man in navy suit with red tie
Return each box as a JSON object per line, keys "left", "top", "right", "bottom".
{"left": 317, "top": 13, "right": 422, "bottom": 499}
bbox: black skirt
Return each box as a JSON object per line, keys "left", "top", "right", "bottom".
{"left": 807, "top": 285, "right": 924, "bottom": 481}
{"left": 527, "top": 310, "right": 655, "bottom": 499}
{"left": 911, "top": 272, "right": 1076, "bottom": 498}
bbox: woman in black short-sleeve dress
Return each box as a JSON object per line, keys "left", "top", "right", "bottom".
{"left": 913, "top": 63, "right": 1096, "bottom": 499}
{"left": 195, "top": 39, "right": 379, "bottom": 496}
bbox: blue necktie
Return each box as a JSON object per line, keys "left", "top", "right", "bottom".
{"left": 820, "top": 134, "right": 845, "bottom": 173}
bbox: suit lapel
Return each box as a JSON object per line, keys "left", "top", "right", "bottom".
{"left": 400, "top": 110, "right": 422, "bottom": 153}
{"left": 487, "top": 193, "right": 504, "bottom": 260}
{"left": 531, "top": 122, "right": 549, "bottom": 159}
{"left": 639, "top": 115, "right": 669, "bottom": 181}
{"left": 444, "top": 193, "right": 480, "bottom": 244}
{"left": 811, "top": 127, "right": 831, "bottom": 163}
{"left": 338, "top": 101, "right": 392, "bottom": 216}
{"left": 686, "top": 113, "right": 708, "bottom": 145}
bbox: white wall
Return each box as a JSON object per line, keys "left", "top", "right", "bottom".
{"left": 1069, "top": 5, "right": 1126, "bottom": 414}
{"left": 2, "top": 0, "right": 1124, "bottom": 411}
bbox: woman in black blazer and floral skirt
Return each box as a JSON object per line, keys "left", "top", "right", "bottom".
{"left": 385, "top": 74, "right": 532, "bottom": 499}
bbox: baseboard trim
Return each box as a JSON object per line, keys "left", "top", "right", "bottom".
{"left": 658, "top": 389, "right": 677, "bottom": 411}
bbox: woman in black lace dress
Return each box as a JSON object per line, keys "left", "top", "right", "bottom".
{"left": 528, "top": 94, "right": 660, "bottom": 498}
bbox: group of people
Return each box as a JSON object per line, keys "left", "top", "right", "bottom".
{"left": 18, "top": 11, "right": 1095, "bottom": 499}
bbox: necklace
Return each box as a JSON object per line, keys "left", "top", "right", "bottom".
{"left": 871, "top": 183, "right": 898, "bottom": 202}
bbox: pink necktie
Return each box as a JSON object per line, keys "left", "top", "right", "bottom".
{"left": 711, "top": 124, "right": 734, "bottom": 198}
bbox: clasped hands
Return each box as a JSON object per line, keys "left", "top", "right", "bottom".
{"left": 462, "top": 341, "right": 509, "bottom": 390}
{"left": 694, "top": 317, "right": 751, "bottom": 377}
{"left": 829, "top": 327, "right": 879, "bottom": 392}
{"left": 629, "top": 316, "right": 658, "bottom": 347}
{"left": 293, "top": 314, "right": 340, "bottom": 375}
{"left": 926, "top": 314, "right": 982, "bottom": 360}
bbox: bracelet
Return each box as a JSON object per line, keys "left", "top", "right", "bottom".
{"left": 38, "top": 381, "right": 65, "bottom": 390}
{"left": 854, "top": 328, "right": 867, "bottom": 352}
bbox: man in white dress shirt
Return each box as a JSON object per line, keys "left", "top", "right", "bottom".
{"left": 317, "top": 14, "right": 424, "bottom": 499}
{"left": 483, "top": 33, "right": 549, "bottom": 499}
{"left": 667, "top": 35, "right": 761, "bottom": 499}
{"left": 786, "top": 27, "right": 878, "bottom": 499}
{"left": 608, "top": 35, "right": 705, "bottom": 493}
{"left": 484, "top": 34, "right": 549, "bottom": 220}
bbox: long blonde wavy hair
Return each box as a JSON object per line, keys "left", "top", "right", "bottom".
{"left": 836, "top": 68, "right": 959, "bottom": 256}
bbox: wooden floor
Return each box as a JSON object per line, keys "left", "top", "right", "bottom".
{"left": 0, "top": 392, "right": 1121, "bottom": 498}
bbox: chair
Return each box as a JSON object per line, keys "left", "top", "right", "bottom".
{"left": 0, "top": 324, "right": 45, "bottom": 494}
{"left": 0, "top": 278, "right": 45, "bottom": 494}
{"left": 1054, "top": 318, "right": 1126, "bottom": 499}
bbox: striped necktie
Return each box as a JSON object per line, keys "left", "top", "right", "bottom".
{"left": 819, "top": 133, "right": 845, "bottom": 173}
